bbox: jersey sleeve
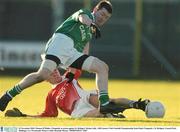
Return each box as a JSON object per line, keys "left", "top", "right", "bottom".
{"left": 72, "top": 8, "right": 93, "bottom": 22}
{"left": 38, "top": 90, "right": 58, "bottom": 117}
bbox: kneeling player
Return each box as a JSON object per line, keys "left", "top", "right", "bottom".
{"left": 5, "top": 69, "right": 150, "bottom": 118}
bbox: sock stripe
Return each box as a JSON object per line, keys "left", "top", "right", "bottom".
{"left": 8, "top": 84, "right": 22, "bottom": 97}
{"left": 99, "top": 92, "right": 108, "bottom": 94}
{"left": 15, "top": 85, "right": 22, "bottom": 93}
{"left": 101, "top": 101, "right": 110, "bottom": 106}
{"left": 99, "top": 93, "right": 109, "bottom": 106}
{"left": 99, "top": 94, "right": 108, "bottom": 97}
{"left": 99, "top": 91, "right": 108, "bottom": 93}
{"left": 16, "top": 88, "right": 21, "bottom": 93}
{"left": 6, "top": 92, "right": 13, "bottom": 99}
{"left": 16, "top": 86, "right": 22, "bottom": 93}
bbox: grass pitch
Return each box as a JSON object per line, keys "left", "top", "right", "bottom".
{"left": 0, "top": 76, "right": 180, "bottom": 126}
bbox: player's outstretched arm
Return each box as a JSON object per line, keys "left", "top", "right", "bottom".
{"left": 110, "top": 98, "right": 150, "bottom": 112}
{"left": 78, "top": 14, "right": 101, "bottom": 39}
{"left": 78, "top": 14, "right": 92, "bottom": 26}
{"left": 110, "top": 98, "right": 135, "bottom": 109}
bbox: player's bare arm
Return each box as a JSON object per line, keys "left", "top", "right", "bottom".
{"left": 79, "top": 14, "right": 101, "bottom": 39}
{"left": 78, "top": 14, "right": 93, "bottom": 26}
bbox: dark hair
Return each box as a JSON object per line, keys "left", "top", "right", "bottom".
{"left": 95, "top": 0, "right": 113, "bottom": 14}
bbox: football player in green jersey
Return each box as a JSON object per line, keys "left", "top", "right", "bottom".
{"left": 0, "top": 0, "right": 116, "bottom": 114}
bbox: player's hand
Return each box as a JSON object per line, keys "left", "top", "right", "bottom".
{"left": 65, "top": 72, "right": 75, "bottom": 83}
{"left": 5, "top": 108, "right": 27, "bottom": 117}
{"left": 90, "top": 23, "right": 101, "bottom": 39}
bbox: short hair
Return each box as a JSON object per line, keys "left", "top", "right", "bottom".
{"left": 95, "top": 0, "right": 113, "bottom": 14}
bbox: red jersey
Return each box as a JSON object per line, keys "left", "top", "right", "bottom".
{"left": 39, "top": 70, "right": 82, "bottom": 117}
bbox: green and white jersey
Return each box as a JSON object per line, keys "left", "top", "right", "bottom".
{"left": 55, "top": 9, "right": 94, "bottom": 52}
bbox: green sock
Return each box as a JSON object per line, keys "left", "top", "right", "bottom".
{"left": 99, "top": 92, "right": 109, "bottom": 106}
{"left": 7, "top": 84, "right": 22, "bottom": 98}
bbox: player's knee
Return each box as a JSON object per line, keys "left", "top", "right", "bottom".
{"left": 37, "top": 59, "right": 57, "bottom": 82}
{"left": 94, "top": 59, "right": 109, "bottom": 74}
{"left": 82, "top": 57, "right": 109, "bottom": 74}
{"left": 36, "top": 68, "right": 52, "bottom": 82}
{"left": 100, "top": 62, "right": 109, "bottom": 74}
{"left": 103, "top": 62, "right": 109, "bottom": 72}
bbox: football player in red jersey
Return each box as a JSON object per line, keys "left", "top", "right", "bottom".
{"left": 5, "top": 69, "right": 150, "bottom": 118}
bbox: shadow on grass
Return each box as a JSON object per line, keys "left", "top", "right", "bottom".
{"left": 55, "top": 117, "right": 180, "bottom": 124}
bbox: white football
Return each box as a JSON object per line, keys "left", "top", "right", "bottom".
{"left": 145, "top": 101, "right": 165, "bottom": 118}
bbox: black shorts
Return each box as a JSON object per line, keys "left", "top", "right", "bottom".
{"left": 45, "top": 54, "right": 61, "bottom": 66}
{"left": 70, "top": 55, "right": 89, "bottom": 69}
{"left": 45, "top": 54, "right": 89, "bottom": 69}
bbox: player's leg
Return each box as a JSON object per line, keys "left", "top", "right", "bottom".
{"left": 131, "top": 98, "right": 150, "bottom": 111}
{"left": 0, "top": 33, "right": 66, "bottom": 112}
{"left": 19, "top": 59, "right": 57, "bottom": 88}
{"left": 70, "top": 55, "right": 126, "bottom": 114}
{"left": 110, "top": 98, "right": 136, "bottom": 108}
{"left": 0, "top": 58, "right": 57, "bottom": 111}
{"left": 69, "top": 55, "right": 109, "bottom": 107}
{"left": 89, "top": 96, "right": 134, "bottom": 109}
{"left": 89, "top": 93, "right": 150, "bottom": 112}
{"left": 82, "top": 56, "right": 118, "bottom": 114}
{"left": 110, "top": 98, "right": 150, "bottom": 111}
{"left": 82, "top": 57, "right": 109, "bottom": 102}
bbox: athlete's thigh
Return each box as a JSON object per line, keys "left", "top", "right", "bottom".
{"left": 39, "top": 59, "right": 57, "bottom": 73}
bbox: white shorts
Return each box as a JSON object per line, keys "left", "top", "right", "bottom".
{"left": 70, "top": 80, "right": 97, "bottom": 118}
{"left": 45, "top": 33, "right": 83, "bottom": 68}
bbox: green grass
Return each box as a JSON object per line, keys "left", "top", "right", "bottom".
{"left": 0, "top": 76, "right": 180, "bottom": 126}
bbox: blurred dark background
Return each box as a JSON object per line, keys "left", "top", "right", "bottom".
{"left": 0, "top": 0, "right": 180, "bottom": 79}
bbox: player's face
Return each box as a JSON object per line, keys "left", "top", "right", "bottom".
{"left": 94, "top": 8, "right": 111, "bottom": 27}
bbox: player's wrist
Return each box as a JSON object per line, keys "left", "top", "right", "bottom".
{"left": 65, "top": 72, "right": 75, "bottom": 83}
